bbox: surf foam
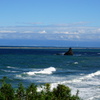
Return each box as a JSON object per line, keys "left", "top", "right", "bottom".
{"left": 25, "top": 67, "right": 56, "bottom": 75}
{"left": 74, "top": 62, "right": 78, "bottom": 64}
{"left": 85, "top": 70, "right": 100, "bottom": 78}
{"left": 2, "top": 70, "right": 19, "bottom": 73}
{"left": 62, "top": 70, "right": 100, "bottom": 83}
{"left": 7, "top": 66, "right": 18, "bottom": 69}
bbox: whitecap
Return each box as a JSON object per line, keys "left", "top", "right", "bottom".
{"left": 7, "top": 66, "right": 18, "bottom": 69}
{"left": 2, "top": 70, "right": 19, "bottom": 73}
{"left": 66, "top": 70, "right": 100, "bottom": 83}
{"left": 87, "top": 95, "right": 100, "bottom": 100}
{"left": 74, "top": 62, "right": 78, "bottom": 64}
{"left": 46, "top": 70, "right": 100, "bottom": 89}
{"left": 24, "top": 67, "right": 56, "bottom": 76}
{"left": 16, "top": 75, "right": 34, "bottom": 80}
{"left": 85, "top": 70, "right": 100, "bottom": 78}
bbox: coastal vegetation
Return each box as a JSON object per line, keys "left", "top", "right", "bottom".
{"left": 0, "top": 77, "right": 80, "bottom": 100}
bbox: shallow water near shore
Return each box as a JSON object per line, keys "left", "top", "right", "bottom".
{"left": 0, "top": 48, "right": 100, "bottom": 100}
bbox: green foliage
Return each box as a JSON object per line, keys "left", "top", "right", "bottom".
{"left": 53, "top": 84, "right": 71, "bottom": 100}
{"left": 15, "top": 83, "right": 25, "bottom": 100}
{"left": 26, "top": 83, "right": 37, "bottom": 100}
{"left": 0, "top": 77, "right": 81, "bottom": 100}
{"left": 0, "top": 91, "right": 5, "bottom": 100}
{"left": 0, "top": 82, "right": 14, "bottom": 100}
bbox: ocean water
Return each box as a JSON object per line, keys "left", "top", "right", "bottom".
{"left": 0, "top": 48, "right": 100, "bottom": 100}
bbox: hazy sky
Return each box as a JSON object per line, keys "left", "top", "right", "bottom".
{"left": 0, "top": 0, "right": 100, "bottom": 47}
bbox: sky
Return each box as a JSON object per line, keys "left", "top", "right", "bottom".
{"left": 0, "top": 0, "right": 100, "bottom": 47}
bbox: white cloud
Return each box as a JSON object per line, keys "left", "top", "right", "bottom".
{"left": 0, "top": 30, "right": 16, "bottom": 33}
{"left": 54, "top": 31, "right": 69, "bottom": 34}
{"left": 91, "top": 28, "right": 100, "bottom": 33}
{"left": 21, "top": 31, "right": 34, "bottom": 33}
{"left": 0, "top": 23, "right": 100, "bottom": 41}
{"left": 38, "top": 30, "right": 47, "bottom": 34}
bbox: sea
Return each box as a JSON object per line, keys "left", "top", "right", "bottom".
{"left": 0, "top": 47, "right": 100, "bottom": 100}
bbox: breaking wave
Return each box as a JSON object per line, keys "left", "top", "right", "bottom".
{"left": 73, "top": 62, "right": 78, "bottom": 64}
{"left": 38, "top": 70, "right": 100, "bottom": 100}
{"left": 60, "top": 70, "right": 100, "bottom": 84}
{"left": 88, "top": 95, "right": 100, "bottom": 100}
{"left": 7, "top": 66, "right": 18, "bottom": 69}
{"left": 2, "top": 70, "right": 19, "bottom": 73}
{"left": 25, "top": 67, "right": 56, "bottom": 75}
{"left": 16, "top": 67, "right": 56, "bottom": 79}
{"left": 85, "top": 70, "right": 100, "bottom": 78}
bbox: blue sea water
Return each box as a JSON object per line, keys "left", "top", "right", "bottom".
{"left": 0, "top": 48, "right": 100, "bottom": 100}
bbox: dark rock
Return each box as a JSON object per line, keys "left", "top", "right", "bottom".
{"left": 64, "top": 47, "right": 73, "bottom": 55}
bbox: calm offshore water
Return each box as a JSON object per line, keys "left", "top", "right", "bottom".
{"left": 0, "top": 48, "right": 100, "bottom": 100}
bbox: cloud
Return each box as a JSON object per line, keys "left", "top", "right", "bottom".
{"left": 54, "top": 31, "right": 69, "bottom": 34}
{"left": 21, "top": 31, "right": 34, "bottom": 33}
{"left": 18, "top": 22, "right": 44, "bottom": 26}
{"left": 38, "top": 30, "right": 47, "bottom": 34}
{"left": 0, "top": 22, "right": 100, "bottom": 41}
{"left": 54, "top": 31, "right": 80, "bottom": 35}
{"left": 0, "top": 30, "right": 16, "bottom": 33}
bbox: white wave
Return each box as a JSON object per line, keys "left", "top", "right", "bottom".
{"left": 85, "top": 71, "right": 100, "bottom": 78}
{"left": 57, "top": 71, "right": 100, "bottom": 100}
{"left": 37, "top": 80, "right": 100, "bottom": 100}
{"left": 16, "top": 75, "right": 34, "bottom": 80}
{"left": 87, "top": 95, "right": 100, "bottom": 100}
{"left": 2, "top": 69, "right": 19, "bottom": 73}
{"left": 7, "top": 66, "right": 18, "bottom": 69}
{"left": 69, "top": 70, "right": 100, "bottom": 83}
{"left": 37, "top": 71, "right": 100, "bottom": 100}
{"left": 25, "top": 67, "right": 56, "bottom": 75}
{"left": 37, "top": 70, "right": 100, "bottom": 92}
{"left": 74, "top": 62, "right": 78, "bottom": 64}
{"left": 64, "top": 70, "right": 100, "bottom": 83}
